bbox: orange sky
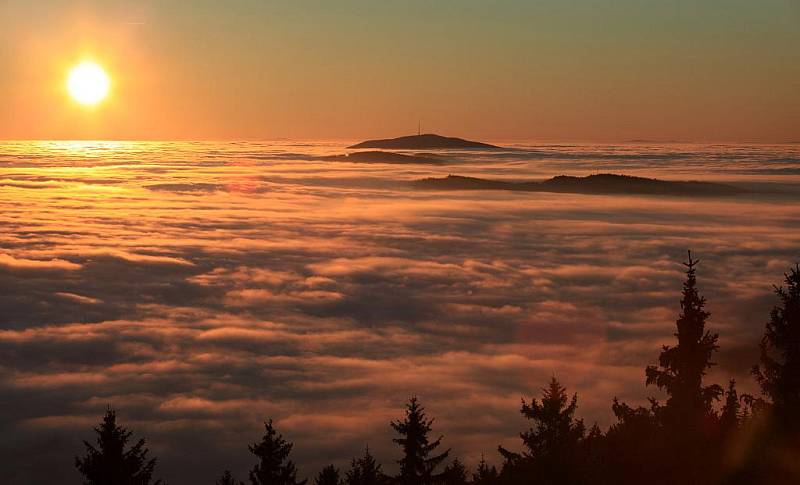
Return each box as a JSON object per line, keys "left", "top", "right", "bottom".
{"left": 1, "top": 0, "right": 798, "bottom": 142}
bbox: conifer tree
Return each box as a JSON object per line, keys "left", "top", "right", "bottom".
{"left": 345, "top": 447, "right": 387, "bottom": 485}
{"left": 500, "top": 377, "right": 585, "bottom": 462}
{"left": 719, "top": 379, "right": 741, "bottom": 436}
{"left": 641, "top": 252, "right": 724, "bottom": 483}
{"left": 441, "top": 458, "right": 468, "bottom": 485}
{"left": 471, "top": 456, "right": 498, "bottom": 485}
{"left": 645, "top": 251, "right": 723, "bottom": 428}
{"left": 217, "top": 470, "right": 244, "bottom": 485}
{"left": 314, "top": 465, "right": 341, "bottom": 485}
{"left": 753, "top": 264, "right": 800, "bottom": 429}
{"left": 75, "top": 407, "right": 163, "bottom": 485}
{"left": 248, "top": 419, "right": 306, "bottom": 485}
{"left": 603, "top": 399, "right": 662, "bottom": 484}
{"left": 499, "top": 377, "right": 586, "bottom": 483}
{"left": 391, "top": 397, "right": 450, "bottom": 485}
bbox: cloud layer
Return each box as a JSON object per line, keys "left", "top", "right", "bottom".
{"left": 1, "top": 141, "right": 799, "bottom": 484}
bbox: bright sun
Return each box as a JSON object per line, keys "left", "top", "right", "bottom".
{"left": 67, "top": 61, "right": 110, "bottom": 106}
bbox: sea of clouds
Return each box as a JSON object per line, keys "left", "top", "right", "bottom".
{"left": 1, "top": 141, "right": 799, "bottom": 484}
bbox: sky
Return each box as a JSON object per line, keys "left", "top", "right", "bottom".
{"left": 1, "top": 0, "right": 799, "bottom": 142}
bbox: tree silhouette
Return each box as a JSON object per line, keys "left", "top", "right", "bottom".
{"left": 639, "top": 252, "right": 724, "bottom": 483}
{"left": 739, "top": 264, "right": 800, "bottom": 483}
{"left": 248, "top": 419, "right": 306, "bottom": 485}
{"left": 345, "top": 447, "right": 387, "bottom": 485}
{"left": 75, "top": 407, "right": 163, "bottom": 485}
{"left": 314, "top": 465, "right": 341, "bottom": 485}
{"left": 605, "top": 398, "right": 661, "bottom": 471}
{"left": 441, "top": 458, "right": 468, "bottom": 485}
{"left": 391, "top": 397, "right": 450, "bottom": 485}
{"left": 499, "top": 377, "right": 587, "bottom": 483}
{"left": 471, "top": 456, "right": 498, "bottom": 485}
{"left": 217, "top": 470, "right": 244, "bottom": 485}
{"left": 719, "top": 379, "right": 741, "bottom": 437}
{"left": 645, "top": 251, "right": 723, "bottom": 429}
{"left": 753, "top": 264, "right": 800, "bottom": 428}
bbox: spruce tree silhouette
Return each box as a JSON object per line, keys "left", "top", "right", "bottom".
{"left": 600, "top": 398, "right": 661, "bottom": 485}
{"left": 643, "top": 251, "right": 723, "bottom": 483}
{"left": 314, "top": 465, "right": 341, "bottom": 485}
{"left": 217, "top": 470, "right": 244, "bottom": 485}
{"left": 441, "top": 458, "right": 468, "bottom": 485}
{"left": 753, "top": 264, "right": 800, "bottom": 428}
{"left": 741, "top": 264, "right": 800, "bottom": 484}
{"left": 391, "top": 397, "right": 450, "bottom": 485}
{"left": 471, "top": 456, "right": 498, "bottom": 485}
{"left": 645, "top": 251, "right": 723, "bottom": 428}
{"left": 248, "top": 419, "right": 307, "bottom": 485}
{"left": 498, "top": 377, "right": 587, "bottom": 484}
{"left": 345, "top": 447, "right": 388, "bottom": 485}
{"left": 75, "top": 407, "right": 163, "bottom": 485}
{"left": 719, "top": 379, "right": 741, "bottom": 437}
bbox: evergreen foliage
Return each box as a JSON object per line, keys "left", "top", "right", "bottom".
{"left": 248, "top": 419, "right": 306, "bottom": 485}
{"left": 344, "top": 447, "right": 388, "bottom": 485}
{"left": 441, "top": 458, "right": 468, "bottom": 485}
{"left": 75, "top": 408, "right": 162, "bottom": 485}
{"left": 217, "top": 470, "right": 244, "bottom": 485}
{"left": 314, "top": 465, "right": 341, "bottom": 485}
{"left": 471, "top": 456, "right": 498, "bottom": 485}
{"left": 645, "top": 251, "right": 723, "bottom": 429}
{"left": 391, "top": 397, "right": 450, "bottom": 485}
{"left": 753, "top": 264, "right": 800, "bottom": 427}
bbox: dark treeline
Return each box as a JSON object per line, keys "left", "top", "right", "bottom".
{"left": 75, "top": 253, "right": 800, "bottom": 485}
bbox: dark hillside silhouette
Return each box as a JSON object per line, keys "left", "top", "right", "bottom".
{"left": 323, "top": 151, "right": 450, "bottom": 165}
{"left": 412, "top": 174, "right": 745, "bottom": 197}
{"left": 348, "top": 134, "right": 500, "bottom": 150}
{"left": 75, "top": 408, "right": 163, "bottom": 485}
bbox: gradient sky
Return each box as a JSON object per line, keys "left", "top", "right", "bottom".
{"left": 2, "top": 0, "right": 799, "bottom": 141}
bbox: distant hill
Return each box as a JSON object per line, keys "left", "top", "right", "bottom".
{"left": 348, "top": 134, "right": 500, "bottom": 150}
{"left": 323, "top": 151, "right": 449, "bottom": 165}
{"left": 412, "top": 174, "right": 745, "bottom": 197}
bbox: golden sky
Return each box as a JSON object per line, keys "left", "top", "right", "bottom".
{"left": 2, "top": 0, "right": 799, "bottom": 141}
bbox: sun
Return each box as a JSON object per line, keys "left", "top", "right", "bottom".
{"left": 67, "top": 61, "right": 111, "bottom": 106}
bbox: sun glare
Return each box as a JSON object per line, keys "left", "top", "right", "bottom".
{"left": 67, "top": 61, "right": 110, "bottom": 106}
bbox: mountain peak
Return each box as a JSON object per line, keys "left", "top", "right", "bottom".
{"left": 348, "top": 133, "right": 500, "bottom": 150}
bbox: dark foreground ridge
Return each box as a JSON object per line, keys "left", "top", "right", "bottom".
{"left": 323, "top": 150, "right": 450, "bottom": 165}
{"left": 412, "top": 173, "right": 746, "bottom": 197}
{"left": 348, "top": 133, "right": 501, "bottom": 150}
